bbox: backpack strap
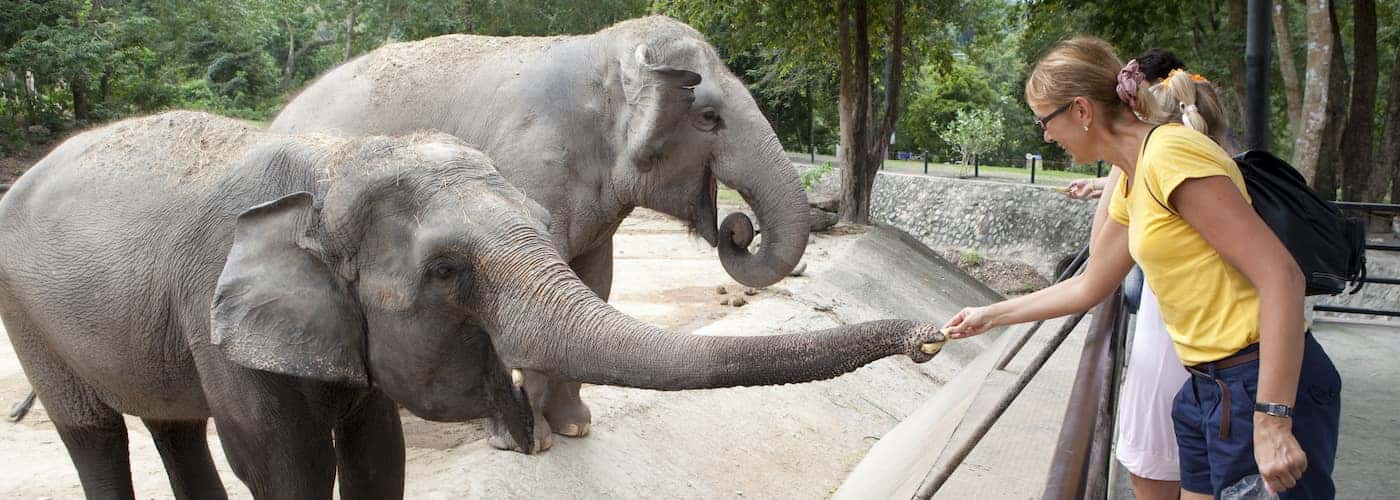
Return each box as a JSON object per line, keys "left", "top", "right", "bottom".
{"left": 1138, "top": 125, "right": 1177, "bottom": 215}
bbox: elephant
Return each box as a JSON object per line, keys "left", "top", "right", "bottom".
{"left": 0, "top": 111, "right": 944, "bottom": 499}
{"left": 271, "top": 15, "right": 812, "bottom": 451}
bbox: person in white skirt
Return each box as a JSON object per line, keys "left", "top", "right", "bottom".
{"left": 1064, "top": 49, "right": 1238, "bottom": 500}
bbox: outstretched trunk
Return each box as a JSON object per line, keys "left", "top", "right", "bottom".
{"left": 713, "top": 114, "right": 811, "bottom": 288}
{"left": 481, "top": 237, "right": 937, "bottom": 390}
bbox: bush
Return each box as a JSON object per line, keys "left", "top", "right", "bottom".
{"left": 801, "top": 162, "right": 834, "bottom": 190}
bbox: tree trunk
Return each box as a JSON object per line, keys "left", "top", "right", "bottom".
{"left": 837, "top": 0, "right": 873, "bottom": 223}
{"left": 1273, "top": 0, "right": 1302, "bottom": 137}
{"left": 1340, "top": 0, "right": 1376, "bottom": 202}
{"left": 1292, "top": 0, "right": 1334, "bottom": 184}
{"left": 462, "top": 0, "right": 475, "bottom": 34}
{"left": 1225, "top": 0, "right": 1249, "bottom": 129}
{"left": 344, "top": 0, "right": 358, "bottom": 61}
{"left": 382, "top": 0, "right": 394, "bottom": 43}
{"left": 284, "top": 20, "right": 297, "bottom": 91}
{"left": 1383, "top": 43, "right": 1400, "bottom": 205}
{"left": 71, "top": 78, "right": 89, "bottom": 121}
{"left": 1313, "top": 0, "right": 1348, "bottom": 200}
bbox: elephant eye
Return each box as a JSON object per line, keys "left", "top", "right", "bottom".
{"left": 696, "top": 108, "right": 722, "bottom": 131}
{"left": 428, "top": 262, "right": 458, "bottom": 280}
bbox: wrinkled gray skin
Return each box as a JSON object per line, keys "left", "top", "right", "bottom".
{"left": 271, "top": 16, "right": 811, "bottom": 451}
{"left": 0, "top": 112, "right": 941, "bottom": 499}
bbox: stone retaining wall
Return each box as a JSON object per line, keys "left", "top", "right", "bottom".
{"left": 803, "top": 167, "right": 1095, "bottom": 279}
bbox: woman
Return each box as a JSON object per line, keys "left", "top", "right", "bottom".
{"left": 1069, "top": 53, "right": 1238, "bottom": 500}
{"left": 944, "top": 37, "right": 1340, "bottom": 498}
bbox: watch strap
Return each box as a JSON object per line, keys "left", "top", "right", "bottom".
{"left": 1255, "top": 402, "right": 1293, "bottom": 418}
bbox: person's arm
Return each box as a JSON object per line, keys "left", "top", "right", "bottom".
{"left": 1087, "top": 168, "right": 1120, "bottom": 249}
{"left": 1171, "top": 176, "right": 1308, "bottom": 494}
{"left": 941, "top": 214, "right": 1135, "bottom": 338}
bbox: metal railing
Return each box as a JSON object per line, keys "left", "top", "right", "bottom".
{"left": 1316, "top": 201, "right": 1400, "bottom": 318}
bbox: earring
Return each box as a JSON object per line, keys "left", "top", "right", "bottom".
{"left": 1082, "top": 125, "right": 1089, "bottom": 132}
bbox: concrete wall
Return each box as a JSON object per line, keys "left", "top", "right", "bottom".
{"left": 804, "top": 167, "right": 1096, "bottom": 279}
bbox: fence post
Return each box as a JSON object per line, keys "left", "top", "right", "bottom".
{"left": 1030, "top": 157, "right": 1036, "bottom": 184}
{"left": 973, "top": 154, "right": 979, "bottom": 178}
{"left": 923, "top": 151, "right": 929, "bottom": 175}
{"left": 1096, "top": 160, "right": 1103, "bottom": 177}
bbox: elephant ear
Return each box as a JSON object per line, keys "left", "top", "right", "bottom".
{"left": 210, "top": 192, "right": 368, "bottom": 386}
{"left": 620, "top": 43, "right": 702, "bottom": 170}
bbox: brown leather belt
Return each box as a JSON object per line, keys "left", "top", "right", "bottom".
{"left": 1185, "top": 348, "right": 1261, "bottom": 440}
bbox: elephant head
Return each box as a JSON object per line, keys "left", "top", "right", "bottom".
{"left": 210, "top": 137, "right": 941, "bottom": 448}
{"left": 609, "top": 18, "right": 810, "bottom": 288}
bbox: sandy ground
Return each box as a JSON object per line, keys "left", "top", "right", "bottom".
{"left": 0, "top": 207, "right": 1010, "bottom": 498}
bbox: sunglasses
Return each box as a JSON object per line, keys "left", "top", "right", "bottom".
{"left": 1034, "top": 101, "right": 1074, "bottom": 130}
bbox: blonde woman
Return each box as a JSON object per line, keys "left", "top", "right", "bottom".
{"left": 945, "top": 37, "right": 1339, "bottom": 498}
{"left": 1071, "top": 55, "right": 1244, "bottom": 500}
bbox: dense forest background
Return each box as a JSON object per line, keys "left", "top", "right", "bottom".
{"left": 3, "top": 0, "right": 1396, "bottom": 204}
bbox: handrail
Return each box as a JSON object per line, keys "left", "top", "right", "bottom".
{"left": 1041, "top": 290, "right": 1127, "bottom": 500}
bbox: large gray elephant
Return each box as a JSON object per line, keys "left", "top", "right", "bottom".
{"left": 0, "top": 111, "right": 942, "bottom": 499}
{"left": 271, "top": 16, "right": 810, "bottom": 450}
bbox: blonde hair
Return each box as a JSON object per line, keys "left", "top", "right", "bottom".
{"left": 1024, "top": 37, "right": 1127, "bottom": 112}
{"left": 1136, "top": 69, "right": 1237, "bottom": 154}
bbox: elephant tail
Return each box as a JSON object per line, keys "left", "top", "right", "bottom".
{"left": 7, "top": 390, "right": 35, "bottom": 422}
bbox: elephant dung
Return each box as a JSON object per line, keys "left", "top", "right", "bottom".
{"left": 715, "top": 286, "right": 728, "bottom": 295}
{"left": 743, "top": 287, "right": 759, "bottom": 296}
{"left": 731, "top": 296, "right": 748, "bottom": 307}
{"left": 719, "top": 298, "right": 731, "bottom": 306}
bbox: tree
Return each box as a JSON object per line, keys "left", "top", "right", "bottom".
{"left": 1273, "top": 0, "right": 1303, "bottom": 137}
{"left": 1341, "top": 0, "right": 1378, "bottom": 202}
{"left": 941, "top": 108, "right": 1004, "bottom": 167}
{"left": 1384, "top": 27, "right": 1400, "bottom": 205}
{"left": 1293, "top": 0, "right": 1336, "bottom": 186}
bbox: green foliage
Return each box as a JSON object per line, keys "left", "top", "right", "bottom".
{"left": 941, "top": 108, "right": 1004, "bottom": 164}
{"left": 800, "top": 162, "right": 833, "bottom": 190}
{"left": 959, "top": 249, "right": 982, "bottom": 267}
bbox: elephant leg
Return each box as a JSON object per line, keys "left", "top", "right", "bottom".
{"left": 486, "top": 369, "right": 553, "bottom": 453}
{"left": 333, "top": 389, "right": 405, "bottom": 500}
{"left": 544, "top": 240, "right": 613, "bottom": 438}
{"left": 204, "top": 368, "right": 336, "bottom": 499}
{"left": 3, "top": 311, "right": 135, "bottom": 500}
{"left": 142, "top": 418, "right": 227, "bottom": 500}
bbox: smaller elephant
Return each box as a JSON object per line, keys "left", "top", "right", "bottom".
{"left": 0, "top": 111, "right": 945, "bottom": 499}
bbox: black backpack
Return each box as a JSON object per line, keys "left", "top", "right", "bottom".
{"left": 1233, "top": 150, "right": 1368, "bottom": 296}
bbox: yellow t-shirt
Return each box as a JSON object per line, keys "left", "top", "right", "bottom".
{"left": 1109, "top": 124, "right": 1258, "bottom": 365}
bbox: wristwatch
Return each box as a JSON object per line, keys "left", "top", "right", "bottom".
{"left": 1255, "top": 402, "right": 1294, "bottom": 418}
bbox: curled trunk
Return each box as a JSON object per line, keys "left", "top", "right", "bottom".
{"left": 713, "top": 120, "right": 811, "bottom": 289}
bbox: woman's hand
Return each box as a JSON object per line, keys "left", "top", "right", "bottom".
{"left": 941, "top": 306, "right": 996, "bottom": 339}
{"left": 1065, "top": 178, "right": 1106, "bottom": 200}
{"left": 1254, "top": 414, "right": 1307, "bottom": 494}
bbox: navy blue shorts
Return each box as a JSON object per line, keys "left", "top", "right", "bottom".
{"left": 1172, "top": 333, "right": 1341, "bottom": 498}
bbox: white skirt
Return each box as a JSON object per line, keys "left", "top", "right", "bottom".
{"left": 1115, "top": 282, "right": 1190, "bottom": 481}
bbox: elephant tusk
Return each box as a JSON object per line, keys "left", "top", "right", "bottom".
{"left": 511, "top": 368, "right": 525, "bottom": 387}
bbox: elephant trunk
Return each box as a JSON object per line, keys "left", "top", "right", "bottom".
{"left": 713, "top": 121, "right": 810, "bottom": 289}
{"left": 480, "top": 236, "right": 941, "bottom": 390}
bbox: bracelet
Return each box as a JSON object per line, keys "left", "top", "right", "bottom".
{"left": 1255, "top": 402, "right": 1293, "bottom": 418}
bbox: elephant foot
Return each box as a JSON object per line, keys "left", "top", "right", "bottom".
{"left": 487, "top": 415, "right": 553, "bottom": 454}
{"left": 544, "top": 380, "right": 591, "bottom": 438}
